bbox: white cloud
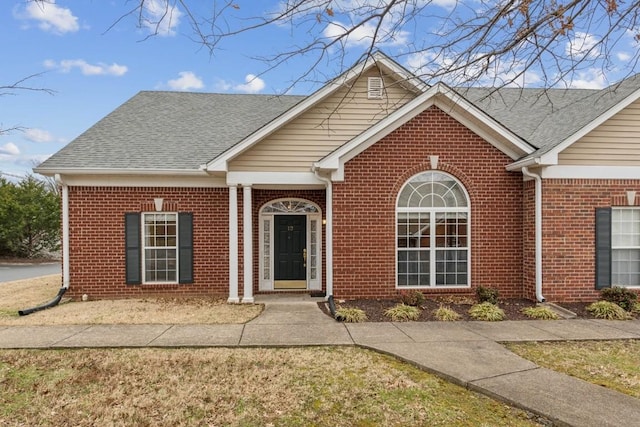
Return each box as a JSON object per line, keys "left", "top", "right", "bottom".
{"left": 44, "top": 59, "right": 128, "bottom": 76}
{"left": 24, "top": 129, "right": 54, "bottom": 143}
{"left": 565, "top": 69, "right": 608, "bottom": 89}
{"left": 617, "top": 52, "right": 632, "bottom": 61}
{"left": 0, "top": 143, "right": 20, "bottom": 156}
{"left": 141, "top": 0, "right": 182, "bottom": 36}
{"left": 566, "top": 32, "right": 600, "bottom": 59}
{"left": 323, "top": 19, "right": 409, "bottom": 47}
{"left": 167, "top": 71, "right": 204, "bottom": 91}
{"left": 21, "top": 1, "right": 79, "bottom": 34}
{"left": 234, "top": 74, "right": 266, "bottom": 93}
{"left": 405, "top": 50, "right": 542, "bottom": 87}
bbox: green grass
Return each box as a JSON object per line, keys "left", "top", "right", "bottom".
{"left": 335, "top": 307, "right": 368, "bottom": 323}
{"left": 433, "top": 305, "right": 462, "bottom": 321}
{"left": 586, "top": 301, "right": 632, "bottom": 320}
{"left": 0, "top": 347, "right": 545, "bottom": 426}
{"left": 469, "top": 302, "right": 505, "bottom": 321}
{"left": 521, "top": 306, "right": 559, "bottom": 320}
{"left": 384, "top": 303, "right": 421, "bottom": 321}
{"left": 507, "top": 340, "right": 640, "bottom": 398}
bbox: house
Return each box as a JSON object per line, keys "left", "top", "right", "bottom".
{"left": 35, "top": 52, "right": 640, "bottom": 303}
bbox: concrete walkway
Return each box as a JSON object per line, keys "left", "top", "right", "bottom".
{"left": 1, "top": 296, "right": 640, "bottom": 426}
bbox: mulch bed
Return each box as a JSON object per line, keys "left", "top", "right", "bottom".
{"left": 319, "top": 298, "right": 599, "bottom": 322}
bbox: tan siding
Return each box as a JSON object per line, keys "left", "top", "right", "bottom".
{"left": 229, "top": 67, "right": 418, "bottom": 172}
{"left": 559, "top": 100, "right": 640, "bottom": 165}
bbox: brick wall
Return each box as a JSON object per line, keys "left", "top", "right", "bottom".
{"left": 332, "top": 106, "right": 524, "bottom": 299}
{"left": 67, "top": 186, "right": 229, "bottom": 300}
{"left": 541, "top": 179, "right": 640, "bottom": 302}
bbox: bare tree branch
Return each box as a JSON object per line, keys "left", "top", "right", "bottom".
{"left": 114, "top": 1, "right": 640, "bottom": 91}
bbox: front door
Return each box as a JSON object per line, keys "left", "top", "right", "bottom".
{"left": 274, "top": 215, "right": 306, "bottom": 289}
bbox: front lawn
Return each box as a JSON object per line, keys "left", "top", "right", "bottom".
{"left": 507, "top": 340, "right": 640, "bottom": 398}
{"left": 0, "top": 347, "right": 548, "bottom": 426}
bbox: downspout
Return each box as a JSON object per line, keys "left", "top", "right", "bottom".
{"left": 312, "top": 167, "right": 333, "bottom": 300}
{"left": 521, "top": 167, "right": 545, "bottom": 302}
{"left": 19, "top": 174, "right": 69, "bottom": 315}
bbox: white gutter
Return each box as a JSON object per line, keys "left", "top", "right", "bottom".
{"left": 36, "top": 168, "right": 209, "bottom": 177}
{"left": 521, "top": 167, "right": 545, "bottom": 302}
{"left": 55, "top": 174, "right": 70, "bottom": 289}
{"left": 312, "top": 168, "right": 333, "bottom": 299}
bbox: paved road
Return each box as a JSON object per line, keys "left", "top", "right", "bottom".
{"left": 0, "top": 263, "right": 60, "bottom": 283}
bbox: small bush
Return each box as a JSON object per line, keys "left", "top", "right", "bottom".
{"left": 384, "top": 303, "right": 420, "bottom": 322}
{"left": 476, "top": 286, "right": 499, "bottom": 305}
{"left": 521, "top": 306, "right": 559, "bottom": 320}
{"left": 469, "top": 302, "right": 505, "bottom": 321}
{"left": 399, "top": 290, "right": 426, "bottom": 307}
{"left": 335, "top": 307, "right": 367, "bottom": 323}
{"left": 433, "top": 305, "right": 461, "bottom": 321}
{"left": 633, "top": 302, "right": 640, "bottom": 314}
{"left": 600, "top": 286, "right": 638, "bottom": 311}
{"left": 586, "top": 301, "right": 632, "bottom": 320}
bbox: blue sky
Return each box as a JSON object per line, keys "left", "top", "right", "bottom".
{"left": 1, "top": 0, "right": 637, "bottom": 179}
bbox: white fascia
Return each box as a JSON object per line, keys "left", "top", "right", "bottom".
{"left": 226, "top": 171, "right": 326, "bottom": 189}
{"left": 541, "top": 165, "right": 640, "bottom": 179}
{"left": 34, "top": 168, "right": 225, "bottom": 187}
{"left": 316, "top": 83, "right": 534, "bottom": 180}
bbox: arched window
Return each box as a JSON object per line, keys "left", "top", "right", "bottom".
{"left": 397, "top": 172, "right": 470, "bottom": 288}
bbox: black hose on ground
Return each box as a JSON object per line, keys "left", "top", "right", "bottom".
{"left": 18, "top": 287, "right": 67, "bottom": 316}
{"left": 327, "top": 295, "right": 344, "bottom": 322}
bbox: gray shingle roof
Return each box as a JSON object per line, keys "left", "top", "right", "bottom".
{"left": 37, "top": 91, "right": 305, "bottom": 171}
{"left": 38, "top": 74, "right": 640, "bottom": 173}
{"left": 461, "top": 73, "right": 640, "bottom": 157}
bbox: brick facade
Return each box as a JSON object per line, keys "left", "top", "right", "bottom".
{"left": 540, "top": 179, "right": 640, "bottom": 302}
{"left": 67, "top": 186, "right": 230, "bottom": 299}
{"left": 332, "top": 106, "right": 524, "bottom": 299}
{"left": 64, "top": 112, "right": 640, "bottom": 303}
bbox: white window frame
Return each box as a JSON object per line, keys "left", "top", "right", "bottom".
{"left": 141, "top": 212, "right": 179, "bottom": 284}
{"left": 396, "top": 172, "right": 471, "bottom": 289}
{"left": 258, "top": 199, "right": 322, "bottom": 291}
{"left": 611, "top": 207, "right": 640, "bottom": 287}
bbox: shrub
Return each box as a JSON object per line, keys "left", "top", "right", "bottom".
{"left": 433, "top": 305, "right": 461, "bottom": 321}
{"left": 521, "top": 306, "right": 559, "bottom": 320}
{"left": 468, "top": 302, "right": 505, "bottom": 321}
{"left": 586, "top": 301, "right": 632, "bottom": 320}
{"left": 335, "top": 307, "right": 367, "bottom": 323}
{"left": 633, "top": 302, "right": 640, "bottom": 314}
{"left": 399, "top": 290, "right": 425, "bottom": 307}
{"left": 600, "top": 286, "right": 638, "bottom": 311}
{"left": 476, "top": 286, "right": 499, "bottom": 305}
{"left": 384, "top": 303, "right": 421, "bottom": 322}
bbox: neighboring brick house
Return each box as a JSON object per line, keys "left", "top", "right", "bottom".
{"left": 36, "top": 52, "right": 640, "bottom": 303}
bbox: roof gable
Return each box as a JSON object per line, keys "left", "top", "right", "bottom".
{"left": 204, "top": 52, "right": 426, "bottom": 173}
{"left": 315, "top": 83, "right": 536, "bottom": 180}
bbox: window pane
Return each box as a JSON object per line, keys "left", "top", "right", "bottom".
{"left": 397, "top": 249, "right": 429, "bottom": 287}
{"left": 435, "top": 250, "right": 467, "bottom": 286}
{"left": 612, "top": 249, "right": 640, "bottom": 286}
{"left": 397, "top": 172, "right": 470, "bottom": 288}
{"left": 143, "top": 213, "right": 178, "bottom": 283}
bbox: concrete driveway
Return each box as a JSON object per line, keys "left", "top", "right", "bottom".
{"left": 0, "top": 262, "right": 60, "bottom": 283}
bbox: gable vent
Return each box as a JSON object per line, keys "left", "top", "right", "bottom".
{"left": 367, "top": 76, "right": 384, "bottom": 99}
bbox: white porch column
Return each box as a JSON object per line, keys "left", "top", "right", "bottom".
{"left": 242, "top": 185, "right": 254, "bottom": 303}
{"left": 228, "top": 186, "right": 239, "bottom": 303}
{"left": 55, "top": 174, "right": 70, "bottom": 289}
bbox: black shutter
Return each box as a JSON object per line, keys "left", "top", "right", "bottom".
{"left": 595, "top": 207, "right": 612, "bottom": 290}
{"left": 178, "top": 212, "right": 194, "bottom": 284}
{"left": 125, "top": 213, "right": 141, "bottom": 285}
